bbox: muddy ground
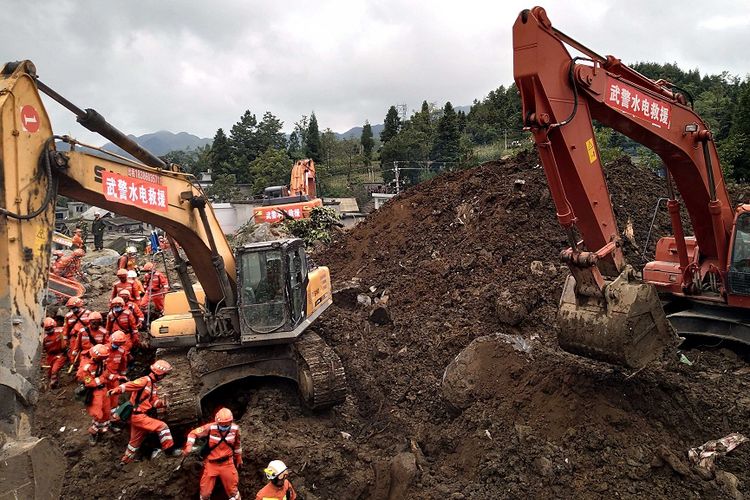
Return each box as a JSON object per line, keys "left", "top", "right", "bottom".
{"left": 36, "top": 152, "right": 750, "bottom": 498}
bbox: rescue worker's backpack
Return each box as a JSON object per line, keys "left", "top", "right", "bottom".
{"left": 113, "top": 378, "right": 151, "bottom": 423}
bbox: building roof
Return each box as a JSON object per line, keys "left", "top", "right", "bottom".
{"left": 324, "top": 197, "right": 359, "bottom": 213}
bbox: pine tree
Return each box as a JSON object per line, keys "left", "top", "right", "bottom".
{"left": 432, "top": 102, "right": 460, "bottom": 162}
{"left": 361, "top": 121, "right": 374, "bottom": 165}
{"left": 380, "top": 106, "right": 401, "bottom": 143}
{"left": 229, "top": 110, "right": 261, "bottom": 182}
{"left": 305, "top": 112, "right": 322, "bottom": 163}
{"left": 257, "top": 111, "right": 286, "bottom": 151}
{"left": 209, "top": 128, "right": 232, "bottom": 179}
{"left": 287, "top": 131, "right": 302, "bottom": 160}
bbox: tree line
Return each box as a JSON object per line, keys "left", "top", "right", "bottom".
{"left": 164, "top": 61, "right": 750, "bottom": 202}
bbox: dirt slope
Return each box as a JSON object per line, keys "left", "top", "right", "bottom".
{"left": 36, "top": 152, "right": 750, "bottom": 499}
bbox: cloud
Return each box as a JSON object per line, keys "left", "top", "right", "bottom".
{"left": 2, "top": 0, "right": 748, "bottom": 146}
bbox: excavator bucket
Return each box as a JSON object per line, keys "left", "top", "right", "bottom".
{"left": 0, "top": 437, "right": 65, "bottom": 498}
{"left": 557, "top": 270, "right": 679, "bottom": 369}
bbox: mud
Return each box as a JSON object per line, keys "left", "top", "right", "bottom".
{"left": 35, "top": 152, "right": 750, "bottom": 498}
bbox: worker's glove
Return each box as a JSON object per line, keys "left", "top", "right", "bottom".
{"left": 96, "top": 384, "right": 105, "bottom": 389}
{"left": 106, "top": 389, "right": 114, "bottom": 397}
{"left": 70, "top": 351, "right": 78, "bottom": 358}
{"left": 234, "top": 457, "right": 243, "bottom": 469}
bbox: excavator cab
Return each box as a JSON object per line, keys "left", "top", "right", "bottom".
{"left": 237, "top": 238, "right": 310, "bottom": 342}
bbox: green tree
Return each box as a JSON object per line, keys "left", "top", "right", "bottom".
{"left": 205, "top": 173, "right": 241, "bottom": 202}
{"left": 432, "top": 102, "right": 460, "bottom": 163}
{"left": 320, "top": 128, "right": 338, "bottom": 165}
{"left": 287, "top": 131, "right": 303, "bottom": 160}
{"left": 249, "top": 147, "right": 293, "bottom": 194}
{"left": 257, "top": 111, "right": 286, "bottom": 152}
{"left": 361, "top": 121, "right": 374, "bottom": 166}
{"left": 229, "top": 110, "right": 261, "bottom": 182}
{"left": 724, "top": 80, "right": 750, "bottom": 180}
{"left": 306, "top": 112, "right": 322, "bottom": 162}
{"left": 380, "top": 106, "right": 401, "bottom": 143}
{"left": 209, "top": 128, "right": 232, "bottom": 178}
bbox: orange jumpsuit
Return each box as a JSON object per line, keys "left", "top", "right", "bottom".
{"left": 255, "top": 479, "right": 297, "bottom": 500}
{"left": 72, "top": 233, "right": 84, "bottom": 249}
{"left": 76, "top": 324, "right": 108, "bottom": 354}
{"left": 76, "top": 353, "right": 112, "bottom": 436}
{"left": 117, "top": 255, "right": 138, "bottom": 272}
{"left": 127, "top": 300, "right": 145, "bottom": 328}
{"left": 53, "top": 255, "right": 82, "bottom": 279}
{"left": 105, "top": 342, "right": 129, "bottom": 414}
{"left": 63, "top": 309, "right": 90, "bottom": 363}
{"left": 111, "top": 374, "right": 174, "bottom": 463}
{"left": 43, "top": 326, "right": 67, "bottom": 386}
{"left": 111, "top": 279, "right": 138, "bottom": 300}
{"left": 106, "top": 308, "right": 139, "bottom": 350}
{"left": 184, "top": 422, "right": 243, "bottom": 500}
{"left": 141, "top": 270, "right": 169, "bottom": 313}
{"left": 129, "top": 278, "right": 146, "bottom": 300}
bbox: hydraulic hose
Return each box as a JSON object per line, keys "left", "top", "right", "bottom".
{"left": 0, "top": 135, "right": 59, "bottom": 220}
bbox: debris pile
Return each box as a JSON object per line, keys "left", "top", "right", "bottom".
{"left": 35, "top": 152, "right": 750, "bottom": 498}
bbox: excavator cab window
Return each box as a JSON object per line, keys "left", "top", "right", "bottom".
{"left": 239, "top": 250, "right": 287, "bottom": 333}
{"left": 729, "top": 212, "right": 750, "bottom": 295}
{"left": 288, "top": 247, "right": 307, "bottom": 323}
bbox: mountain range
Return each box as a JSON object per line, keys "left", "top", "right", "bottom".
{"left": 101, "top": 105, "right": 472, "bottom": 155}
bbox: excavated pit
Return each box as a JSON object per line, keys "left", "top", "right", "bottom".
{"left": 35, "top": 152, "right": 750, "bottom": 498}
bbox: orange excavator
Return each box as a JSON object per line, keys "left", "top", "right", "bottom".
{"left": 513, "top": 7, "right": 750, "bottom": 368}
{"left": 0, "top": 61, "right": 345, "bottom": 498}
{"left": 253, "top": 159, "right": 324, "bottom": 223}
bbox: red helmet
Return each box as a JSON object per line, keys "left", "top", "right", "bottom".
{"left": 116, "top": 268, "right": 128, "bottom": 277}
{"left": 118, "top": 289, "right": 132, "bottom": 299}
{"left": 150, "top": 360, "right": 173, "bottom": 376}
{"left": 215, "top": 407, "right": 233, "bottom": 424}
{"left": 111, "top": 297, "right": 125, "bottom": 306}
{"left": 73, "top": 248, "right": 85, "bottom": 257}
{"left": 90, "top": 344, "right": 110, "bottom": 359}
{"left": 110, "top": 330, "right": 127, "bottom": 345}
{"left": 88, "top": 311, "right": 103, "bottom": 322}
{"left": 43, "top": 317, "right": 56, "bottom": 329}
{"left": 66, "top": 297, "right": 84, "bottom": 308}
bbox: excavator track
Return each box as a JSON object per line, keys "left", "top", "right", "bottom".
{"left": 295, "top": 331, "right": 347, "bottom": 409}
{"left": 155, "top": 349, "right": 202, "bottom": 427}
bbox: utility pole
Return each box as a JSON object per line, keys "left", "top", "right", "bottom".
{"left": 393, "top": 161, "right": 400, "bottom": 194}
{"left": 504, "top": 129, "right": 508, "bottom": 150}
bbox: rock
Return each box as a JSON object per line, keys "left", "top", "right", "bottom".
{"left": 654, "top": 445, "right": 691, "bottom": 477}
{"left": 714, "top": 470, "right": 743, "bottom": 500}
{"left": 356, "top": 294, "right": 372, "bottom": 307}
{"left": 388, "top": 452, "right": 417, "bottom": 500}
{"left": 494, "top": 289, "right": 527, "bottom": 326}
{"left": 369, "top": 305, "right": 392, "bottom": 325}
{"left": 533, "top": 456, "right": 553, "bottom": 476}
{"left": 530, "top": 260, "right": 545, "bottom": 276}
{"left": 84, "top": 249, "right": 120, "bottom": 268}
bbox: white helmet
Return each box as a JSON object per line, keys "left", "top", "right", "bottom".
{"left": 126, "top": 246, "right": 137, "bottom": 255}
{"left": 264, "top": 460, "right": 288, "bottom": 480}
{"left": 127, "top": 270, "right": 137, "bottom": 279}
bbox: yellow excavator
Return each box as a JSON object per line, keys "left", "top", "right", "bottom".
{"left": 0, "top": 60, "right": 346, "bottom": 498}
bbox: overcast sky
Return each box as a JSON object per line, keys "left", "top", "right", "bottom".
{"left": 3, "top": 0, "right": 748, "bottom": 145}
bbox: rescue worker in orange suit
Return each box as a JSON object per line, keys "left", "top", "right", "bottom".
{"left": 184, "top": 408, "right": 243, "bottom": 500}
{"left": 106, "top": 331, "right": 130, "bottom": 420}
{"left": 118, "top": 289, "right": 144, "bottom": 329}
{"left": 108, "top": 360, "right": 182, "bottom": 464}
{"left": 106, "top": 297, "right": 139, "bottom": 351}
{"left": 63, "top": 296, "right": 90, "bottom": 365}
{"left": 71, "top": 228, "right": 84, "bottom": 249}
{"left": 53, "top": 248, "right": 85, "bottom": 279}
{"left": 116, "top": 246, "right": 138, "bottom": 273}
{"left": 75, "top": 311, "right": 108, "bottom": 354}
{"left": 111, "top": 268, "right": 137, "bottom": 300}
{"left": 141, "top": 262, "right": 169, "bottom": 315}
{"left": 255, "top": 460, "right": 297, "bottom": 500}
{"left": 127, "top": 270, "right": 146, "bottom": 299}
{"left": 42, "top": 317, "right": 67, "bottom": 388}
{"left": 77, "top": 344, "right": 112, "bottom": 445}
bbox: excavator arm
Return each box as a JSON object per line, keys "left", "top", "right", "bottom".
{"left": 0, "top": 60, "right": 238, "bottom": 497}
{"left": 511, "top": 8, "right": 700, "bottom": 367}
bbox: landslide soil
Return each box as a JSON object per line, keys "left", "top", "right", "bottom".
{"left": 35, "top": 152, "right": 750, "bottom": 499}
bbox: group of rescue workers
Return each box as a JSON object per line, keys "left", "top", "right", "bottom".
{"left": 43, "top": 245, "right": 298, "bottom": 499}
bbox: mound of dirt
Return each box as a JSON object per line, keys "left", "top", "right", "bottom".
{"left": 34, "top": 152, "right": 750, "bottom": 499}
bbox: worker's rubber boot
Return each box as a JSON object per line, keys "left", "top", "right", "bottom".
{"left": 88, "top": 434, "right": 98, "bottom": 446}
{"left": 166, "top": 447, "right": 183, "bottom": 457}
